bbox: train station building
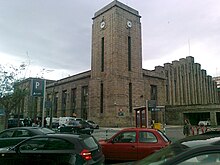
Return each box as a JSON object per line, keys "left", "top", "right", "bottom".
{"left": 16, "top": 0, "right": 220, "bottom": 127}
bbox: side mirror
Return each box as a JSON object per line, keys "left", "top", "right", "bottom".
{"left": 14, "top": 146, "right": 21, "bottom": 154}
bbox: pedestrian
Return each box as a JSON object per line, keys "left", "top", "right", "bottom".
{"left": 183, "top": 119, "right": 191, "bottom": 137}
{"left": 44, "top": 117, "right": 47, "bottom": 127}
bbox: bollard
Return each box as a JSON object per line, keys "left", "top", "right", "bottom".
{"left": 201, "top": 126, "right": 204, "bottom": 134}
{"left": 196, "top": 126, "right": 200, "bottom": 135}
{"left": 106, "top": 129, "right": 108, "bottom": 140}
{"left": 191, "top": 126, "right": 194, "bottom": 136}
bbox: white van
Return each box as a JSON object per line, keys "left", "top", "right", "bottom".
{"left": 46, "top": 117, "right": 59, "bottom": 127}
{"left": 59, "top": 117, "right": 77, "bottom": 126}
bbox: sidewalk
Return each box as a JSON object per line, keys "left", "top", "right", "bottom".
{"left": 97, "top": 125, "right": 183, "bottom": 132}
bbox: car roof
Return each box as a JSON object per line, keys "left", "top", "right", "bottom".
{"left": 119, "top": 127, "right": 158, "bottom": 132}
{"left": 0, "top": 127, "right": 55, "bottom": 134}
{"left": 164, "top": 144, "right": 220, "bottom": 165}
{"left": 26, "top": 133, "right": 92, "bottom": 142}
{"left": 3, "top": 127, "right": 49, "bottom": 130}
{"left": 137, "top": 135, "right": 220, "bottom": 165}
{"left": 169, "top": 135, "right": 220, "bottom": 150}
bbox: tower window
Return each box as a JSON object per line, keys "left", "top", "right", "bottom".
{"left": 128, "top": 36, "right": 131, "bottom": 71}
{"left": 129, "top": 83, "right": 132, "bottom": 113}
{"left": 100, "top": 83, "right": 104, "bottom": 113}
{"left": 101, "top": 37, "right": 104, "bottom": 72}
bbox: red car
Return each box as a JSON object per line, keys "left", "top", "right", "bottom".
{"left": 99, "top": 127, "right": 171, "bottom": 161}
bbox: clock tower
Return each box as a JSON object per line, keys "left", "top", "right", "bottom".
{"left": 89, "top": 0, "right": 144, "bottom": 127}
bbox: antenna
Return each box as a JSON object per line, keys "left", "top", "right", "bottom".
{"left": 188, "top": 39, "right": 191, "bottom": 56}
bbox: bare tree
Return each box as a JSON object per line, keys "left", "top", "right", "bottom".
{"left": 0, "top": 63, "right": 28, "bottom": 128}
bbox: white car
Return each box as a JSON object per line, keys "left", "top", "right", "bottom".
{"left": 198, "top": 120, "right": 211, "bottom": 126}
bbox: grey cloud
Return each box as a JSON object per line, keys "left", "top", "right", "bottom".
{"left": 0, "top": 0, "right": 219, "bottom": 79}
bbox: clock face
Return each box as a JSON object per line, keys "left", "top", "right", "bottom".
{"left": 127, "top": 21, "right": 132, "bottom": 28}
{"left": 100, "top": 21, "right": 105, "bottom": 29}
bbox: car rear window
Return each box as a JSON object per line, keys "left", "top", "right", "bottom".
{"left": 83, "top": 137, "right": 98, "bottom": 149}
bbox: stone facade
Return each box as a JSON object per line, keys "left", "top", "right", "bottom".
{"left": 162, "top": 56, "right": 219, "bottom": 106}
{"left": 90, "top": 0, "right": 145, "bottom": 127}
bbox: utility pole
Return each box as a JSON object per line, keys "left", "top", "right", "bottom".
{"left": 41, "top": 80, "right": 46, "bottom": 127}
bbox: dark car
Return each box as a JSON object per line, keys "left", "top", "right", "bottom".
{"left": 0, "top": 133, "right": 104, "bottom": 165}
{"left": 59, "top": 120, "right": 94, "bottom": 135}
{"left": 99, "top": 127, "right": 170, "bottom": 162}
{"left": 201, "top": 129, "right": 220, "bottom": 135}
{"left": 7, "top": 118, "right": 25, "bottom": 128}
{"left": 133, "top": 134, "right": 220, "bottom": 165}
{"left": 0, "top": 127, "right": 55, "bottom": 148}
{"left": 86, "top": 120, "right": 99, "bottom": 129}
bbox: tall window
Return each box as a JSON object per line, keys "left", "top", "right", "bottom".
{"left": 81, "top": 86, "right": 88, "bottom": 119}
{"left": 54, "top": 92, "right": 58, "bottom": 117}
{"left": 129, "top": 83, "right": 132, "bottom": 113}
{"left": 128, "top": 36, "right": 131, "bottom": 71}
{"left": 61, "top": 90, "right": 67, "bottom": 116}
{"left": 100, "top": 83, "right": 104, "bottom": 113}
{"left": 71, "top": 88, "right": 77, "bottom": 116}
{"left": 101, "top": 37, "right": 104, "bottom": 72}
{"left": 46, "top": 94, "right": 51, "bottom": 117}
{"left": 150, "top": 85, "right": 157, "bottom": 101}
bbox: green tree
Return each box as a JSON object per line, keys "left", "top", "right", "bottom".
{"left": 0, "top": 64, "right": 28, "bottom": 128}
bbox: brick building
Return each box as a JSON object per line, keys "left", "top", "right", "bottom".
{"left": 15, "top": 0, "right": 220, "bottom": 127}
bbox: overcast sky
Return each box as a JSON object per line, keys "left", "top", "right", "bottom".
{"left": 0, "top": 0, "right": 220, "bottom": 80}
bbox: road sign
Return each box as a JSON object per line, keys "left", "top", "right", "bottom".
{"left": 31, "top": 79, "right": 45, "bottom": 97}
{"left": 148, "top": 100, "right": 156, "bottom": 108}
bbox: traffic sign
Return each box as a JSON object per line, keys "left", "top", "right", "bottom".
{"left": 31, "top": 79, "right": 45, "bottom": 97}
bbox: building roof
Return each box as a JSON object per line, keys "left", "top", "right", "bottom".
{"left": 93, "top": 0, "right": 141, "bottom": 19}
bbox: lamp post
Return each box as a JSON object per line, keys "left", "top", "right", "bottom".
{"left": 41, "top": 79, "right": 46, "bottom": 127}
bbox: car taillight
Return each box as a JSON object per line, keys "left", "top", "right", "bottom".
{"left": 80, "top": 149, "right": 92, "bottom": 161}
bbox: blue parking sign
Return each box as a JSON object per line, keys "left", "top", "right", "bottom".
{"left": 31, "top": 79, "right": 45, "bottom": 97}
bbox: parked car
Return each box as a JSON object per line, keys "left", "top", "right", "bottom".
{"left": 7, "top": 118, "right": 24, "bottom": 128}
{"left": 0, "top": 133, "right": 105, "bottom": 165}
{"left": 133, "top": 134, "right": 220, "bottom": 165}
{"left": 45, "top": 117, "right": 59, "bottom": 128}
{"left": 58, "top": 120, "right": 94, "bottom": 135}
{"left": 0, "top": 127, "right": 55, "bottom": 148}
{"left": 98, "top": 127, "right": 170, "bottom": 162}
{"left": 58, "top": 117, "right": 82, "bottom": 126}
{"left": 86, "top": 120, "right": 99, "bottom": 129}
{"left": 201, "top": 129, "right": 220, "bottom": 135}
{"left": 198, "top": 119, "right": 211, "bottom": 126}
